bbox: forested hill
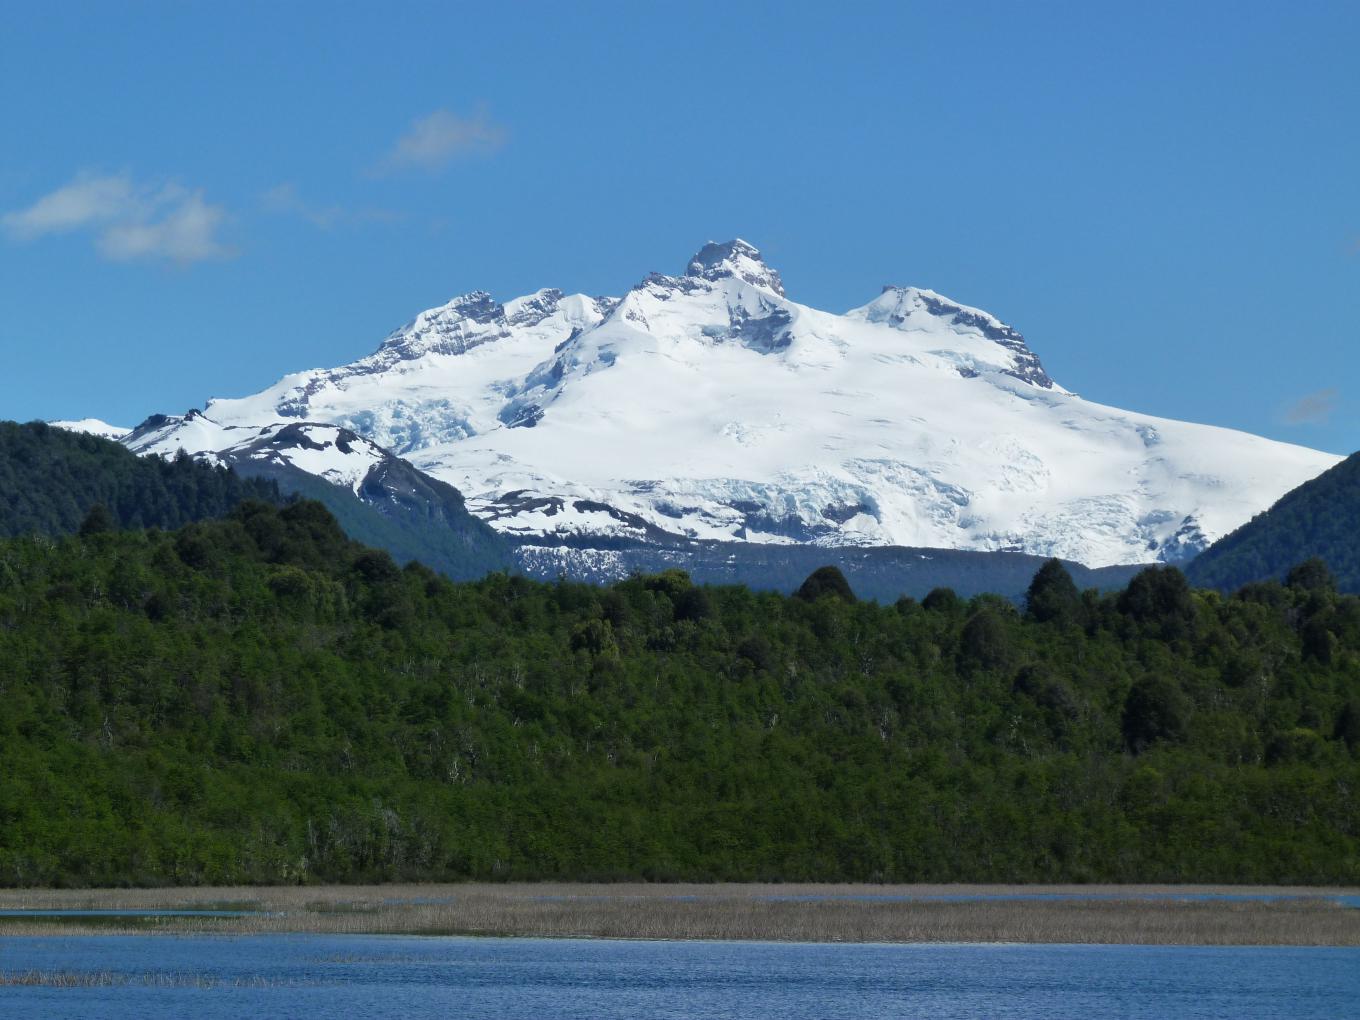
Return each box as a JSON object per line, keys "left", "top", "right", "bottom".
{"left": 1188, "top": 451, "right": 1360, "bottom": 594}
{"left": 0, "top": 500, "right": 1357, "bottom": 887}
{"left": 0, "top": 420, "right": 280, "bottom": 536}
{"left": 1, "top": 421, "right": 513, "bottom": 581}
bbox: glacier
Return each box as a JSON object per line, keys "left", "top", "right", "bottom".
{"left": 108, "top": 239, "right": 1341, "bottom": 569}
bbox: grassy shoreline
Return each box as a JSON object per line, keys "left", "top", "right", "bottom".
{"left": 0, "top": 884, "right": 1356, "bottom": 945}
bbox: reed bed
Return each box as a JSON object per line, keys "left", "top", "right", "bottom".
{"left": 0, "top": 884, "right": 1355, "bottom": 945}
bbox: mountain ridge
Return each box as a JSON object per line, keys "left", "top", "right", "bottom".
{"left": 71, "top": 239, "right": 1340, "bottom": 570}
{"left": 118, "top": 413, "right": 512, "bottom": 580}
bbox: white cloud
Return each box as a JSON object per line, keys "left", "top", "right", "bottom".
{"left": 377, "top": 107, "right": 507, "bottom": 173}
{"left": 1282, "top": 387, "right": 1339, "bottom": 425}
{"left": 2, "top": 173, "right": 232, "bottom": 264}
{"left": 1, "top": 174, "right": 136, "bottom": 238}
{"left": 98, "top": 192, "right": 229, "bottom": 263}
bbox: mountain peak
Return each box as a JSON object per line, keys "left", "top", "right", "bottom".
{"left": 374, "top": 290, "right": 509, "bottom": 363}
{"left": 685, "top": 238, "right": 785, "bottom": 297}
{"left": 438, "top": 290, "right": 503, "bottom": 323}
{"left": 857, "top": 285, "right": 1056, "bottom": 390}
{"left": 504, "top": 288, "right": 564, "bottom": 327}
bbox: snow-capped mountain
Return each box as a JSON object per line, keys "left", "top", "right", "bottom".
{"left": 49, "top": 418, "right": 131, "bottom": 441}
{"left": 131, "top": 240, "right": 1341, "bottom": 568}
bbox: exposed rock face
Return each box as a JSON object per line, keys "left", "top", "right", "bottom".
{"left": 858, "top": 286, "right": 1054, "bottom": 389}
{"left": 686, "top": 238, "right": 786, "bottom": 296}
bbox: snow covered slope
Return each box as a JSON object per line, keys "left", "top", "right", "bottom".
{"left": 206, "top": 289, "right": 616, "bottom": 454}
{"left": 152, "top": 239, "right": 1338, "bottom": 568}
{"left": 50, "top": 418, "right": 131, "bottom": 441}
{"left": 123, "top": 412, "right": 390, "bottom": 493}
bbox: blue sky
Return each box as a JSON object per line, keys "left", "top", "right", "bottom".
{"left": 2, "top": 1, "right": 1356, "bottom": 453}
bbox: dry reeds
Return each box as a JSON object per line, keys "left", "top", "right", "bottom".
{"left": 0, "top": 883, "right": 1355, "bottom": 946}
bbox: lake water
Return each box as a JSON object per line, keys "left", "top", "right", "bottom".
{"left": 1, "top": 935, "right": 1357, "bottom": 1019}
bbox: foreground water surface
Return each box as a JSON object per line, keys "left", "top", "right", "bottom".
{"left": 1, "top": 935, "right": 1356, "bottom": 1019}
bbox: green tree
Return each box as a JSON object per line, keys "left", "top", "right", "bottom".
{"left": 1287, "top": 558, "right": 1336, "bottom": 594}
{"left": 1025, "top": 558, "right": 1080, "bottom": 624}
{"left": 959, "top": 610, "right": 1013, "bottom": 673}
{"left": 794, "top": 565, "right": 856, "bottom": 603}
{"left": 78, "top": 503, "right": 114, "bottom": 537}
{"left": 1119, "top": 566, "right": 1196, "bottom": 639}
{"left": 1121, "top": 676, "right": 1187, "bottom": 753}
{"left": 922, "top": 586, "right": 961, "bottom": 613}
{"left": 1335, "top": 700, "right": 1360, "bottom": 754}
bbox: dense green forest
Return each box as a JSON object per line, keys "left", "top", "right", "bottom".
{"left": 0, "top": 499, "right": 1357, "bottom": 887}
{"left": 1, "top": 420, "right": 512, "bottom": 581}
{"left": 1188, "top": 450, "right": 1360, "bottom": 594}
{"left": 0, "top": 421, "right": 280, "bottom": 537}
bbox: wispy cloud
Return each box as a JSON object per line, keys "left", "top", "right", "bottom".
{"left": 98, "top": 192, "right": 229, "bottom": 264}
{"left": 375, "top": 107, "right": 507, "bottom": 174}
{"left": 2, "top": 175, "right": 135, "bottom": 238}
{"left": 262, "top": 183, "right": 402, "bottom": 229}
{"left": 262, "top": 182, "right": 344, "bottom": 229}
{"left": 2, "top": 173, "right": 232, "bottom": 265}
{"left": 1282, "top": 387, "right": 1339, "bottom": 425}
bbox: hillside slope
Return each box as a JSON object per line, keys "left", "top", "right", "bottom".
{"left": 1188, "top": 451, "right": 1360, "bottom": 593}
{"left": 117, "top": 414, "right": 513, "bottom": 580}
{"left": 514, "top": 539, "right": 1142, "bottom": 602}
{"left": 0, "top": 420, "right": 280, "bottom": 536}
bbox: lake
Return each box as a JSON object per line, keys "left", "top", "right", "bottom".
{"left": 1, "top": 935, "right": 1357, "bottom": 1018}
